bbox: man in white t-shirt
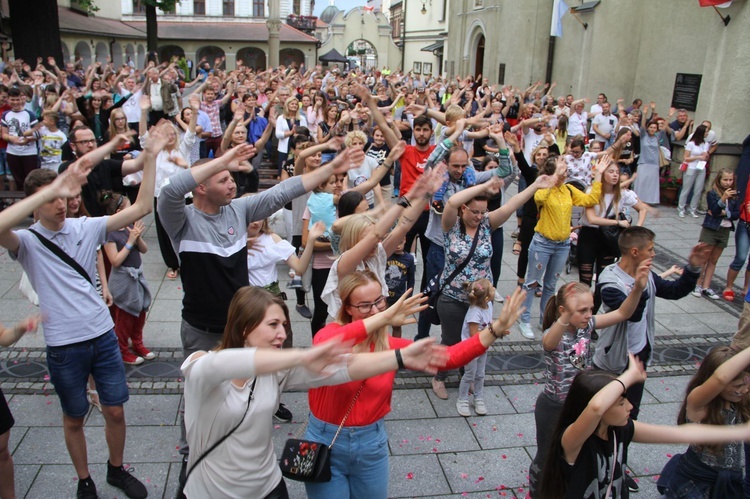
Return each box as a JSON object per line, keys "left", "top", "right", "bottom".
{"left": 513, "top": 113, "right": 551, "bottom": 163}
{"left": 589, "top": 93, "right": 606, "bottom": 119}
{"left": 118, "top": 76, "right": 142, "bottom": 130}
{"left": 592, "top": 102, "right": 618, "bottom": 148}
{"left": 568, "top": 102, "right": 588, "bottom": 138}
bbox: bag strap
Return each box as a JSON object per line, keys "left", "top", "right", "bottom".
{"left": 603, "top": 198, "right": 615, "bottom": 219}
{"left": 28, "top": 229, "right": 94, "bottom": 286}
{"left": 605, "top": 431, "right": 618, "bottom": 499}
{"left": 184, "top": 377, "right": 257, "bottom": 485}
{"left": 437, "top": 225, "right": 481, "bottom": 293}
{"left": 329, "top": 381, "right": 366, "bottom": 449}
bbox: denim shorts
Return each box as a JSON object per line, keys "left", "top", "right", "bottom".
{"left": 46, "top": 330, "right": 129, "bottom": 417}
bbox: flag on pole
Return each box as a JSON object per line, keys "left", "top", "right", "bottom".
{"left": 699, "top": 0, "right": 733, "bottom": 6}
{"left": 551, "top": 0, "right": 570, "bottom": 37}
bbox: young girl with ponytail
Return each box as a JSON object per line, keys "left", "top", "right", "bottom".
{"left": 528, "top": 260, "right": 650, "bottom": 498}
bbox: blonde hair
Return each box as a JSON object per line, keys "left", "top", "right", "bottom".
{"left": 337, "top": 270, "right": 389, "bottom": 352}
{"left": 344, "top": 130, "right": 368, "bottom": 147}
{"left": 338, "top": 214, "right": 376, "bottom": 254}
{"left": 284, "top": 96, "right": 301, "bottom": 120}
{"left": 464, "top": 278, "right": 492, "bottom": 308}
{"left": 444, "top": 104, "right": 465, "bottom": 123}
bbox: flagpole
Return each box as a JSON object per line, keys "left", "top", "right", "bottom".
{"left": 712, "top": 5, "right": 731, "bottom": 26}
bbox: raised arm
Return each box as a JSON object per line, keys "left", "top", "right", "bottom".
{"left": 685, "top": 344, "right": 750, "bottom": 423}
{"left": 354, "top": 83, "right": 399, "bottom": 149}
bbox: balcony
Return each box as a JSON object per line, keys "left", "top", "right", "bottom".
{"left": 287, "top": 14, "right": 318, "bottom": 33}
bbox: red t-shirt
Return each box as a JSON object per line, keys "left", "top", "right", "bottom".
{"left": 308, "top": 320, "right": 487, "bottom": 426}
{"left": 742, "top": 177, "right": 750, "bottom": 222}
{"left": 399, "top": 144, "right": 436, "bottom": 197}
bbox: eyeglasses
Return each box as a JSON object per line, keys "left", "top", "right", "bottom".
{"left": 464, "top": 207, "right": 488, "bottom": 216}
{"left": 349, "top": 295, "right": 388, "bottom": 314}
{"left": 74, "top": 139, "right": 97, "bottom": 145}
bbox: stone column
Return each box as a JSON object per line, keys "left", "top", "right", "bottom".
{"left": 268, "top": 19, "right": 281, "bottom": 68}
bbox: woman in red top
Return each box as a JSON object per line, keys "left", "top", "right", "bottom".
{"left": 305, "top": 270, "right": 525, "bottom": 499}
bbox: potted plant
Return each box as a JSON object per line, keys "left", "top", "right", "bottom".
{"left": 659, "top": 171, "right": 682, "bottom": 206}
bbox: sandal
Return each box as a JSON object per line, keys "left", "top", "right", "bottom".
{"left": 166, "top": 269, "right": 179, "bottom": 280}
{"left": 512, "top": 241, "right": 522, "bottom": 255}
{"left": 723, "top": 290, "right": 735, "bottom": 302}
{"left": 87, "top": 389, "right": 102, "bottom": 413}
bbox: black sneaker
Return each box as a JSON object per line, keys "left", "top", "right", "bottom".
{"left": 296, "top": 304, "right": 313, "bottom": 319}
{"left": 77, "top": 476, "right": 98, "bottom": 499}
{"left": 106, "top": 460, "right": 148, "bottom": 499}
{"left": 624, "top": 471, "right": 639, "bottom": 492}
{"left": 274, "top": 403, "right": 293, "bottom": 423}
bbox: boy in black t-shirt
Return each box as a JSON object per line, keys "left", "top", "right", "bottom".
{"left": 384, "top": 236, "right": 415, "bottom": 338}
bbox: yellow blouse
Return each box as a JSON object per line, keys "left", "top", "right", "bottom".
{"left": 534, "top": 181, "right": 602, "bottom": 241}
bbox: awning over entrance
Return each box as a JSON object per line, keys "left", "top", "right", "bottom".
{"left": 319, "top": 48, "right": 348, "bottom": 63}
{"left": 421, "top": 40, "right": 444, "bottom": 53}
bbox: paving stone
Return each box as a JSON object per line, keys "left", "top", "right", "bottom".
{"left": 468, "top": 412, "right": 538, "bottom": 448}
{"left": 7, "top": 394, "right": 63, "bottom": 427}
{"left": 13, "top": 425, "right": 181, "bottom": 464}
{"left": 501, "top": 384, "right": 543, "bottom": 414}
{"left": 657, "top": 314, "right": 717, "bottom": 337}
{"left": 24, "top": 462, "right": 170, "bottom": 499}
{"left": 147, "top": 298, "right": 183, "bottom": 322}
{"left": 387, "top": 417, "right": 480, "bottom": 455}
{"left": 388, "top": 454, "right": 452, "bottom": 497}
{"left": 142, "top": 321, "right": 182, "bottom": 348}
{"left": 12, "top": 464, "right": 40, "bottom": 498}
{"left": 426, "top": 383, "right": 516, "bottom": 418}
{"left": 85, "top": 394, "right": 181, "bottom": 427}
{"left": 438, "top": 448, "right": 532, "bottom": 494}
{"left": 387, "top": 388, "right": 437, "bottom": 420}
{"left": 8, "top": 424, "right": 28, "bottom": 454}
{"left": 643, "top": 376, "right": 690, "bottom": 403}
{"left": 153, "top": 279, "right": 186, "bottom": 300}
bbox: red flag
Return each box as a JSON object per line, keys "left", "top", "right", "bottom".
{"left": 699, "top": 0, "right": 732, "bottom": 7}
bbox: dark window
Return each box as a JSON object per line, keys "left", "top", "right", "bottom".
{"left": 194, "top": 0, "right": 205, "bottom": 15}
{"left": 292, "top": 0, "right": 301, "bottom": 14}
{"left": 132, "top": 0, "right": 145, "bottom": 14}
{"left": 223, "top": 0, "right": 235, "bottom": 16}
{"left": 253, "top": 0, "right": 264, "bottom": 16}
{"left": 498, "top": 63, "right": 506, "bottom": 85}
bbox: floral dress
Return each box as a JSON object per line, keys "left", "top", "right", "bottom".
{"left": 440, "top": 214, "right": 493, "bottom": 302}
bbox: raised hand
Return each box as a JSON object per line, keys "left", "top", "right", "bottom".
{"left": 382, "top": 289, "right": 428, "bottom": 327}
{"left": 534, "top": 173, "right": 559, "bottom": 190}
{"left": 188, "top": 93, "right": 200, "bottom": 111}
{"left": 687, "top": 242, "right": 712, "bottom": 268}
{"left": 483, "top": 176, "right": 503, "bottom": 196}
{"left": 503, "top": 131, "right": 520, "bottom": 152}
{"left": 302, "top": 336, "right": 353, "bottom": 376}
{"left": 623, "top": 353, "right": 647, "bottom": 385}
{"left": 225, "top": 143, "right": 257, "bottom": 169}
{"left": 144, "top": 125, "right": 169, "bottom": 154}
{"left": 400, "top": 338, "right": 449, "bottom": 374}
{"left": 308, "top": 221, "right": 327, "bottom": 241}
{"left": 139, "top": 94, "right": 151, "bottom": 111}
{"left": 594, "top": 154, "right": 613, "bottom": 175}
{"left": 494, "top": 287, "right": 526, "bottom": 332}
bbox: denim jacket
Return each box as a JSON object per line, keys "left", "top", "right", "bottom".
{"left": 702, "top": 189, "right": 739, "bottom": 231}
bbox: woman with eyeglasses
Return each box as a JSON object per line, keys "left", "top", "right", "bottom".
{"left": 431, "top": 167, "right": 558, "bottom": 398}
{"left": 306, "top": 271, "right": 526, "bottom": 499}
{"left": 76, "top": 89, "right": 130, "bottom": 146}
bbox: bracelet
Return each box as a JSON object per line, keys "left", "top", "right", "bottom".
{"left": 488, "top": 322, "right": 502, "bottom": 339}
{"left": 614, "top": 378, "right": 627, "bottom": 393}
{"left": 395, "top": 349, "right": 405, "bottom": 369}
{"left": 125, "top": 243, "right": 134, "bottom": 250}
{"left": 557, "top": 318, "right": 570, "bottom": 327}
{"left": 397, "top": 196, "right": 411, "bottom": 208}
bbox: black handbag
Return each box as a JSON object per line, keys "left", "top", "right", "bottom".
{"left": 176, "top": 378, "right": 257, "bottom": 499}
{"left": 279, "top": 382, "right": 365, "bottom": 482}
{"left": 423, "top": 226, "right": 481, "bottom": 325}
{"left": 598, "top": 199, "right": 627, "bottom": 253}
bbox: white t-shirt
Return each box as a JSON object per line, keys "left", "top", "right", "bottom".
{"left": 347, "top": 155, "right": 380, "bottom": 205}
{"left": 568, "top": 111, "right": 588, "bottom": 137}
{"left": 523, "top": 128, "right": 545, "bottom": 164}
{"left": 150, "top": 80, "right": 163, "bottom": 111}
{"left": 592, "top": 113, "right": 617, "bottom": 143}
{"left": 38, "top": 127, "right": 67, "bottom": 170}
{"left": 684, "top": 141, "right": 710, "bottom": 170}
{"left": 246, "top": 233, "right": 295, "bottom": 287}
{"left": 565, "top": 151, "right": 596, "bottom": 187}
{"left": 460, "top": 303, "right": 493, "bottom": 341}
{"left": 121, "top": 88, "right": 142, "bottom": 123}
{"left": 581, "top": 190, "right": 639, "bottom": 227}
{"left": 589, "top": 103, "right": 603, "bottom": 117}
{"left": 2, "top": 108, "right": 38, "bottom": 156}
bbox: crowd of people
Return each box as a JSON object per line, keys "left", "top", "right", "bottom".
{"left": 0, "top": 52, "right": 749, "bottom": 499}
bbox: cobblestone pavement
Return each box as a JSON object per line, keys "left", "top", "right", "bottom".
{"left": 0, "top": 185, "right": 741, "bottom": 498}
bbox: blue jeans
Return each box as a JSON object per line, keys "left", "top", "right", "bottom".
{"left": 46, "top": 330, "right": 129, "bottom": 418}
{"left": 729, "top": 220, "right": 750, "bottom": 272}
{"left": 304, "top": 414, "right": 389, "bottom": 499}
{"left": 415, "top": 243, "right": 445, "bottom": 340}
{"left": 0, "top": 149, "right": 7, "bottom": 176}
{"left": 521, "top": 233, "right": 570, "bottom": 325}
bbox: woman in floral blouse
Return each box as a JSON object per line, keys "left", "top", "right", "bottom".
{"left": 431, "top": 165, "right": 557, "bottom": 397}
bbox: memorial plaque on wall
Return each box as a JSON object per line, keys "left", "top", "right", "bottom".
{"left": 671, "top": 73, "right": 702, "bottom": 112}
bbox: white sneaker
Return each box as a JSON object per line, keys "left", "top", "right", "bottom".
{"left": 703, "top": 288, "right": 720, "bottom": 300}
{"left": 519, "top": 322, "right": 535, "bottom": 339}
{"left": 456, "top": 399, "right": 470, "bottom": 417}
{"left": 692, "top": 286, "right": 703, "bottom": 298}
{"left": 474, "top": 397, "right": 487, "bottom": 416}
{"left": 689, "top": 210, "right": 700, "bottom": 218}
{"left": 494, "top": 289, "right": 504, "bottom": 303}
{"left": 678, "top": 209, "right": 685, "bottom": 218}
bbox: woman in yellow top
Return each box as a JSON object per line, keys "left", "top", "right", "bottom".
{"left": 517, "top": 155, "right": 609, "bottom": 339}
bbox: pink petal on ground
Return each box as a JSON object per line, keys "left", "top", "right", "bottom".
{"left": 501, "top": 454, "right": 507, "bottom": 459}
{"left": 274, "top": 425, "right": 281, "bottom": 430}
{"left": 43, "top": 375, "right": 50, "bottom": 381}
{"left": 406, "top": 472, "right": 414, "bottom": 479}
{"left": 517, "top": 433, "right": 524, "bottom": 437}
{"left": 402, "top": 439, "right": 409, "bottom": 443}
{"left": 435, "top": 439, "right": 441, "bottom": 443}
{"left": 460, "top": 473, "right": 469, "bottom": 479}
{"left": 432, "top": 448, "right": 438, "bottom": 452}
{"left": 145, "top": 479, "right": 151, "bottom": 483}
{"left": 666, "top": 453, "right": 672, "bottom": 458}
{"left": 474, "top": 476, "right": 485, "bottom": 483}
{"left": 461, "top": 493, "right": 468, "bottom": 497}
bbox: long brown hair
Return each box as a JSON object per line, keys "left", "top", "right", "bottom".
{"left": 712, "top": 168, "right": 735, "bottom": 197}
{"left": 598, "top": 162, "right": 623, "bottom": 214}
{"left": 218, "top": 287, "right": 290, "bottom": 350}
{"left": 337, "top": 270, "right": 389, "bottom": 353}
{"left": 677, "top": 346, "right": 750, "bottom": 454}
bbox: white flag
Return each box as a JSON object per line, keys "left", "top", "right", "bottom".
{"left": 551, "top": 0, "right": 569, "bottom": 37}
